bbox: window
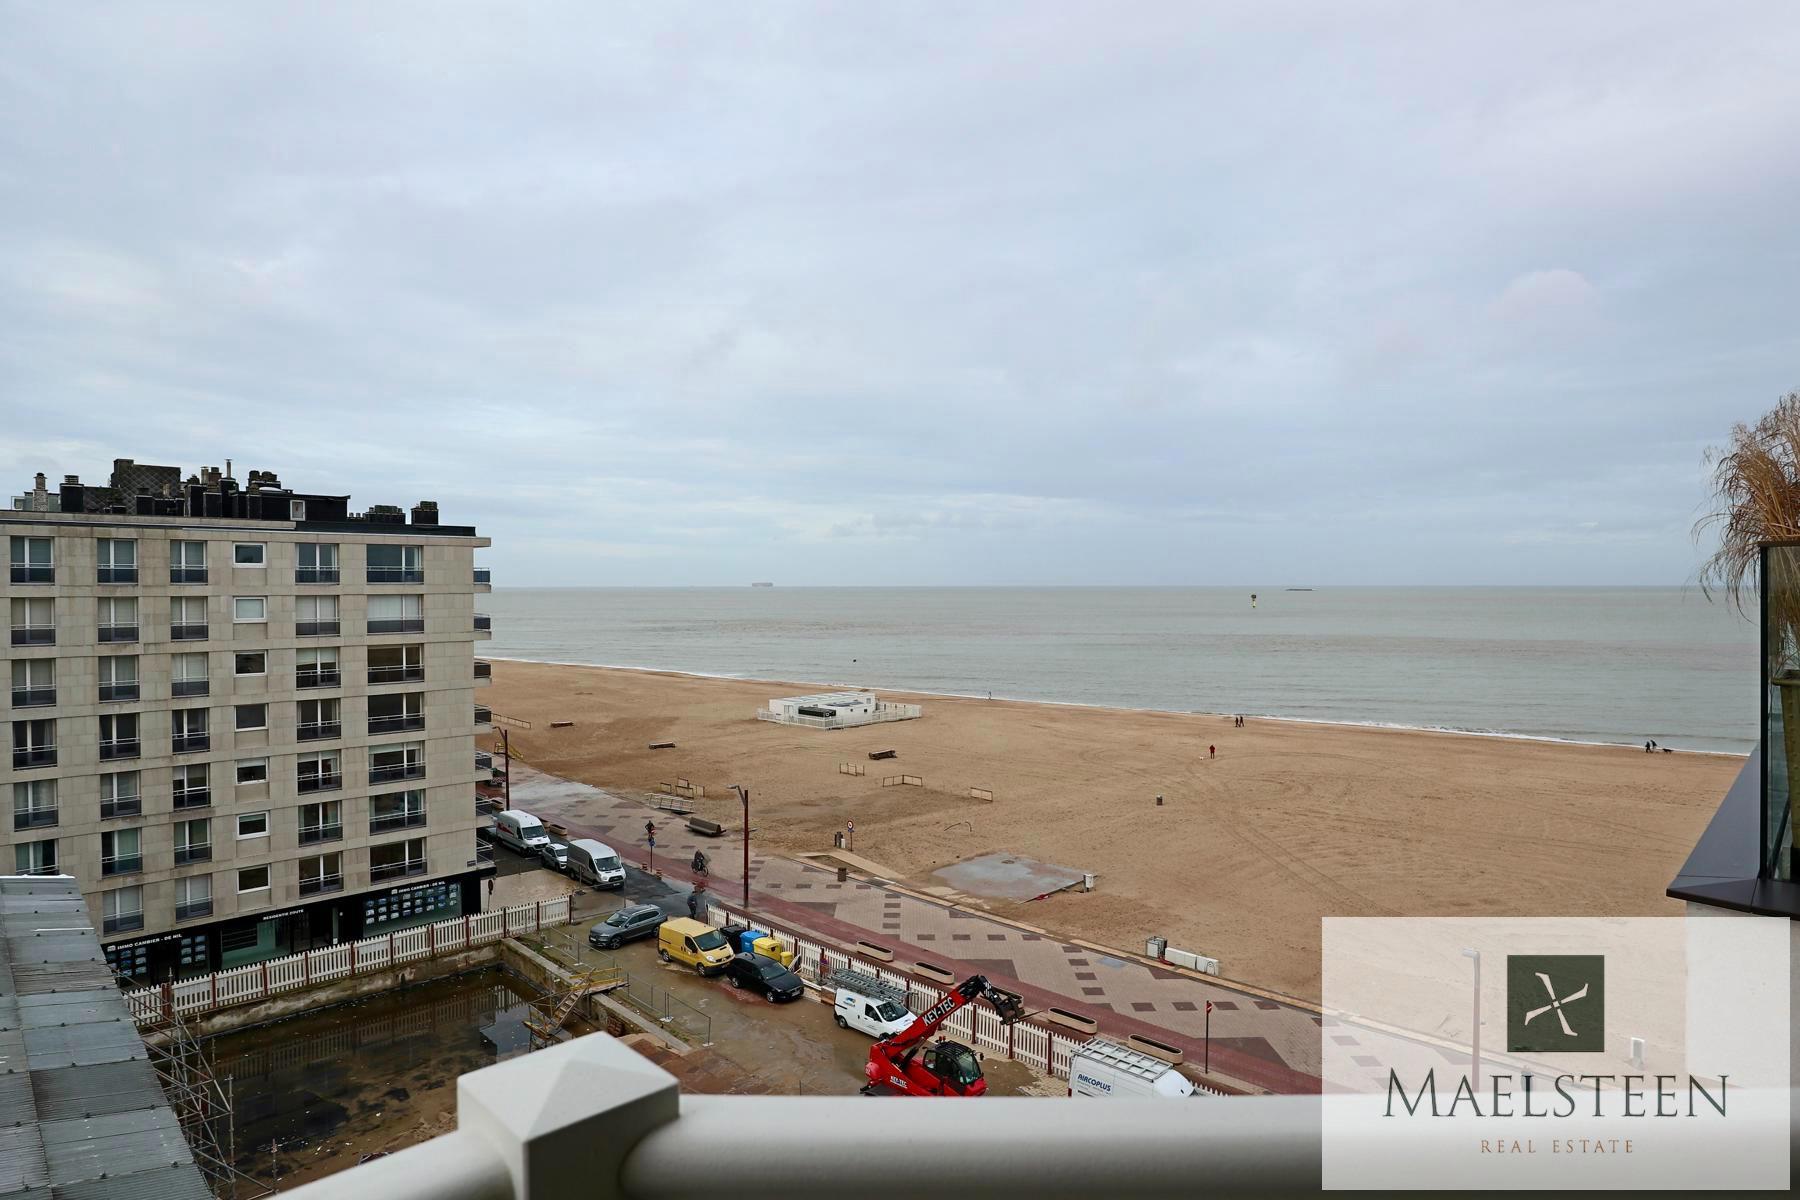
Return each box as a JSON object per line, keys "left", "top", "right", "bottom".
{"left": 170, "top": 540, "right": 207, "bottom": 583}
{"left": 368, "top": 692, "right": 424, "bottom": 734}
{"left": 170, "top": 595, "right": 208, "bottom": 641}
{"left": 12, "top": 718, "right": 55, "bottom": 769}
{"left": 296, "top": 594, "right": 339, "bottom": 636}
{"left": 370, "top": 789, "right": 426, "bottom": 833}
{"left": 366, "top": 544, "right": 423, "bottom": 583}
{"left": 171, "top": 651, "right": 209, "bottom": 697}
{"left": 233, "top": 596, "right": 267, "bottom": 623}
{"left": 100, "top": 827, "right": 141, "bottom": 876}
{"left": 99, "top": 771, "right": 141, "bottom": 818}
{"left": 10, "top": 597, "right": 53, "bottom": 645}
{"left": 171, "top": 763, "right": 208, "bottom": 809}
{"left": 14, "top": 839, "right": 56, "bottom": 876}
{"left": 290, "top": 499, "right": 307, "bottom": 521}
{"left": 98, "top": 712, "right": 139, "bottom": 760}
{"left": 96, "top": 538, "right": 137, "bottom": 583}
{"left": 367, "top": 593, "right": 423, "bottom": 634}
{"left": 296, "top": 647, "right": 340, "bottom": 688}
{"left": 97, "top": 596, "right": 138, "bottom": 642}
{"left": 234, "top": 703, "right": 267, "bottom": 732}
{"left": 233, "top": 543, "right": 265, "bottom": 567}
{"left": 370, "top": 837, "right": 427, "bottom": 880}
{"left": 172, "top": 708, "right": 209, "bottom": 753}
{"left": 369, "top": 741, "right": 425, "bottom": 784}
{"left": 174, "top": 818, "right": 211, "bottom": 865}
{"left": 97, "top": 655, "right": 137, "bottom": 702}
{"left": 13, "top": 779, "right": 56, "bottom": 829}
{"left": 237, "top": 811, "right": 269, "bottom": 839}
{"left": 9, "top": 536, "right": 53, "bottom": 583}
{"left": 235, "top": 758, "right": 269, "bottom": 786}
{"left": 368, "top": 644, "right": 423, "bottom": 684}
{"left": 102, "top": 886, "right": 143, "bottom": 934}
{"left": 298, "top": 750, "right": 342, "bottom": 793}
{"left": 237, "top": 866, "right": 269, "bottom": 893}
{"left": 296, "top": 542, "right": 338, "bottom": 583}
{"left": 299, "top": 851, "right": 343, "bottom": 895}
{"left": 234, "top": 651, "right": 266, "bottom": 676}
{"left": 175, "top": 875, "right": 212, "bottom": 921}
{"left": 297, "top": 698, "right": 340, "bottom": 741}
{"left": 299, "top": 799, "right": 342, "bottom": 844}
{"left": 11, "top": 658, "right": 54, "bottom": 707}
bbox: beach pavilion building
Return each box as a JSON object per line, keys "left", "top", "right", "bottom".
{"left": 757, "top": 690, "right": 922, "bottom": 730}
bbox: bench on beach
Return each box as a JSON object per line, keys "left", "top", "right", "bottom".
{"left": 867, "top": 749, "right": 897, "bottom": 761}
{"left": 649, "top": 741, "right": 676, "bottom": 750}
{"left": 687, "top": 816, "right": 724, "bottom": 837}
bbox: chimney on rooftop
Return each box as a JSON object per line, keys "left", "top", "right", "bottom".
{"left": 33, "top": 473, "right": 45, "bottom": 490}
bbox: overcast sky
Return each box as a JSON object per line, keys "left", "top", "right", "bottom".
{"left": 3, "top": 3, "right": 1797, "bottom": 586}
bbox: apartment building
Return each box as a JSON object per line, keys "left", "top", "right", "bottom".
{"left": 2, "top": 459, "right": 495, "bottom": 984}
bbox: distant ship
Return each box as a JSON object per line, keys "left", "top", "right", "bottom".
{"left": 751, "top": 581, "right": 774, "bottom": 588}
{"left": 1286, "top": 588, "right": 1314, "bottom": 592}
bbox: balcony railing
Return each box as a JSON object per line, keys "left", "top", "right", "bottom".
{"left": 102, "top": 912, "right": 144, "bottom": 935}
{"left": 296, "top": 620, "right": 341, "bottom": 637}
{"left": 173, "top": 844, "right": 212, "bottom": 866}
{"left": 172, "top": 787, "right": 210, "bottom": 810}
{"left": 99, "top": 796, "right": 141, "bottom": 820}
{"left": 11, "top": 686, "right": 55, "bottom": 707}
{"left": 473, "top": 567, "right": 491, "bottom": 585}
{"left": 299, "top": 872, "right": 344, "bottom": 896}
{"left": 476, "top": 841, "right": 496, "bottom": 862}
{"left": 175, "top": 899, "right": 212, "bottom": 922}
{"left": 368, "top": 713, "right": 425, "bottom": 734}
{"left": 370, "top": 811, "right": 427, "bottom": 834}
{"left": 171, "top": 734, "right": 210, "bottom": 754}
{"left": 370, "top": 762, "right": 426, "bottom": 785}
{"left": 15, "top": 863, "right": 60, "bottom": 877}
{"left": 298, "top": 772, "right": 343, "bottom": 795}
{"left": 475, "top": 751, "right": 493, "bottom": 770}
{"left": 10, "top": 564, "right": 53, "bottom": 584}
{"left": 473, "top": 660, "right": 492, "bottom": 681}
{"left": 299, "top": 822, "right": 343, "bottom": 845}
{"left": 101, "top": 853, "right": 143, "bottom": 877}
{"left": 13, "top": 807, "right": 57, "bottom": 830}
{"left": 367, "top": 618, "right": 425, "bottom": 635}
{"left": 171, "top": 679, "right": 210, "bottom": 700}
{"left": 473, "top": 614, "right": 491, "bottom": 632}
{"left": 99, "top": 737, "right": 141, "bottom": 761}
{"left": 297, "top": 720, "right": 342, "bottom": 742}
{"left": 297, "top": 668, "right": 342, "bottom": 689}
{"left": 97, "top": 566, "right": 138, "bottom": 584}
{"left": 369, "top": 859, "right": 428, "bottom": 882}
{"left": 295, "top": 566, "right": 341, "bottom": 584}
{"left": 169, "top": 566, "right": 208, "bottom": 584}
{"left": 170, "top": 623, "right": 208, "bottom": 641}
{"left": 474, "top": 706, "right": 492, "bottom": 726}
{"left": 10, "top": 626, "right": 54, "bottom": 646}
{"left": 98, "top": 682, "right": 139, "bottom": 703}
{"left": 366, "top": 566, "right": 424, "bottom": 584}
{"left": 12, "top": 747, "right": 55, "bottom": 769}
{"left": 368, "top": 664, "right": 424, "bottom": 685}
{"left": 97, "top": 623, "right": 139, "bottom": 644}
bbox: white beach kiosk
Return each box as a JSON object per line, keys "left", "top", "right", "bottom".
{"left": 757, "top": 690, "right": 923, "bottom": 730}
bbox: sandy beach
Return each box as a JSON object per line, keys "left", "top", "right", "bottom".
{"left": 480, "top": 661, "right": 1737, "bottom": 1000}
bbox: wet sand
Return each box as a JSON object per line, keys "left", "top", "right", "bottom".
{"left": 481, "top": 661, "right": 1737, "bottom": 999}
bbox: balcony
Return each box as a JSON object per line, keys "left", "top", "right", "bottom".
{"left": 476, "top": 841, "right": 495, "bottom": 862}
{"left": 297, "top": 667, "right": 342, "bottom": 690}
{"left": 99, "top": 796, "right": 141, "bottom": 820}
{"left": 13, "top": 807, "right": 57, "bottom": 831}
{"left": 367, "top": 565, "right": 424, "bottom": 584}
{"left": 169, "top": 566, "right": 208, "bottom": 584}
{"left": 12, "top": 747, "right": 55, "bottom": 769}
{"left": 173, "top": 844, "right": 212, "bottom": 866}
{"left": 475, "top": 750, "right": 493, "bottom": 771}
{"left": 11, "top": 686, "right": 55, "bottom": 708}
{"left": 171, "top": 734, "right": 210, "bottom": 754}
{"left": 97, "top": 565, "right": 138, "bottom": 584}
{"left": 473, "top": 567, "right": 491, "bottom": 586}
{"left": 175, "top": 900, "right": 212, "bottom": 922}
{"left": 368, "top": 713, "right": 425, "bottom": 735}
{"left": 298, "top": 772, "right": 343, "bottom": 795}
{"left": 15, "top": 863, "right": 60, "bottom": 877}
{"left": 102, "top": 912, "right": 144, "bottom": 935}
{"left": 100, "top": 853, "right": 142, "bottom": 877}
{"left": 171, "top": 678, "right": 209, "bottom": 698}
{"left": 297, "top": 620, "right": 341, "bottom": 638}
{"left": 299, "top": 822, "right": 343, "bottom": 845}
{"left": 299, "top": 872, "right": 345, "bottom": 896}
{"left": 370, "top": 811, "right": 427, "bottom": 834}
{"left": 370, "top": 762, "right": 426, "bottom": 785}
{"left": 297, "top": 720, "right": 342, "bottom": 742}
{"left": 368, "top": 664, "right": 425, "bottom": 685}
{"left": 474, "top": 706, "right": 492, "bottom": 727}
{"left": 99, "top": 737, "right": 140, "bottom": 761}
{"left": 97, "top": 623, "right": 139, "bottom": 644}
{"left": 296, "top": 566, "right": 341, "bottom": 584}
{"left": 172, "top": 787, "right": 211, "bottom": 811}
{"left": 170, "top": 623, "right": 208, "bottom": 641}
{"left": 10, "top": 626, "right": 53, "bottom": 647}
{"left": 473, "top": 660, "right": 492, "bottom": 682}
{"left": 473, "top": 613, "right": 492, "bottom": 633}
{"left": 368, "top": 618, "right": 425, "bottom": 635}
{"left": 10, "top": 564, "right": 53, "bottom": 584}
{"left": 369, "top": 859, "right": 428, "bottom": 882}
{"left": 98, "top": 682, "right": 139, "bottom": 703}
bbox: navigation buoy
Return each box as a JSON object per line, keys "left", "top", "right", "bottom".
{"left": 1250, "top": 593, "right": 1258, "bottom": 608}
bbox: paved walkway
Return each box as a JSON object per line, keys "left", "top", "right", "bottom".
{"left": 508, "top": 765, "right": 1323, "bottom": 1093}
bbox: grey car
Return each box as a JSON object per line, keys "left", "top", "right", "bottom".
{"left": 589, "top": 903, "right": 663, "bottom": 950}
{"left": 539, "top": 840, "right": 570, "bottom": 873}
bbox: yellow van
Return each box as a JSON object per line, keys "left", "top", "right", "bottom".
{"left": 657, "top": 917, "right": 734, "bottom": 975}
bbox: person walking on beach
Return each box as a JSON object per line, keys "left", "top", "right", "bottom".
{"left": 1209, "top": 744, "right": 1216, "bottom": 759}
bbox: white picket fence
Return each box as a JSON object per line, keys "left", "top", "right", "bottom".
{"left": 122, "top": 896, "right": 574, "bottom": 1028}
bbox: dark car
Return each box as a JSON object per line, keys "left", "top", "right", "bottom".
{"left": 589, "top": 903, "right": 663, "bottom": 950}
{"left": 724, "top": 952, "right": 804, "bottom": 1002}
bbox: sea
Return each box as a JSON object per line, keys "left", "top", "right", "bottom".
{"left": 480, "top": 587, "right": 1760, "bottom": 755}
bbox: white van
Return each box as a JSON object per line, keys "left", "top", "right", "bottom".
{"left": 1068, "top": 1039, "right": 1197, "bottom": 1099}
{"left": 829, "top": 969, "right": 915, "bottom": 1039}
{"left": 565, "top": 838, "right": 626, "bottom": 889}
{"left": 492, "top": 809, "right": 551, "bottom": 855}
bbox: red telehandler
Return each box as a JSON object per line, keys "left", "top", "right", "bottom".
{"left": 863, "top": 974, "right": 1026, "bottom": 1096}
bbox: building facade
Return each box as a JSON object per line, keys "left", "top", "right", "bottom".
{"left": 3, "top": 460, "right": 494, "bottom": 984}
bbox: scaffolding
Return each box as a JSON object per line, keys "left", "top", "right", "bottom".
{"left": 143, "top": 1001, "right": 272, "bottom": 1200}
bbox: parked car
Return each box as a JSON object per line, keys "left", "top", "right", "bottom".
{"left": 538, "top": 840, "right": 570, "bottom": 873}
{"left": 588, "top": 904, "right": 664, "bottom": 950}
{"left": 725, "top": 952, "right": 805, "bottom": 1002}
{"left": 565, "top": 838, "right": 626, "bottom": 888}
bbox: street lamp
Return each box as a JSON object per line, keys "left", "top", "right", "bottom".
{"left": 729, "top": 784, "right": 750, "bottom": 912}
{"left": 1461, "top": 947, "right": 1481, "bottom": 1089}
